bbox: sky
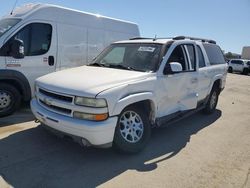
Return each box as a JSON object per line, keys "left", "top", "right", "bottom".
{"left": 0, "top": 0, "right": 249, "bottom": 54}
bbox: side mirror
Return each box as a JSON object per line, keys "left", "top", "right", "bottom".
{"left": 10, "top": 39, "right": 24, "bottom": 59}
{"left": 163, "top": 62, "right": 183, "bottom": 75}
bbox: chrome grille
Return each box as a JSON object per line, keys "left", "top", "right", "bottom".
{"left": 37, "top": 87, "right": 74, "bottom": 117}
{"left": 39, "top": 88, "right": 73, "bottom": 102}
{"left": 39, "top": 99, "right": 72, "bottom": 115}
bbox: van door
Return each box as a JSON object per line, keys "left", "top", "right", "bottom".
{"left": 157, "top": 44, "right": 198, "bottom": 117}
{"left": 4, "top": 22, "right": 57, "bottom": 95}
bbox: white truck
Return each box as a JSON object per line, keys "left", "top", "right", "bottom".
{"left": 0, "top": 4, "right": 140, "bottom": 117}
{"left": 31, "top": 36, "right": 227, "bottom": 153}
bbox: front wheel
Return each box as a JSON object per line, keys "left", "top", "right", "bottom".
{"left": 0, "top": 83, "right": 21, "bottom": 117}
{"left": 203, "top": 87, "right": 219, "bottom": 114}
{"left": 113, "top": 106, "right": 151, "bottom": 153}
{"left": 228, "top": 67, "right": 233, "bottom": 73}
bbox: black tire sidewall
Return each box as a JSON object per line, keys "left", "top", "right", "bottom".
{"left": 0, "top": 83, "right": 21, "bottom": 117}
{"left": 113, "top": 106, "right": 151, "bottom": 153}
{"left": 243, "top": 68, "right": 249, "bottom": 75}
{"left": 228, "top": 67, "right": 233, "bottom": 73}
{"left": 203, "top": 87, "right": 219, "bottom": 114}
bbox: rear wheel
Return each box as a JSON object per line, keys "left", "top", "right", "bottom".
{"left": 0, "top": 83, "right": 21, "bottom": 117}
{"left": 113, "top": 106, "right": 151, "bottom": 153}
{"left": 203, "top": 86, "right": 219, "bottom": 114}
{"left": 242, "top": 68, "right": 249, "bottom": 75}
{"left": 228, "top": 67, "right": 233, "bottom": 73}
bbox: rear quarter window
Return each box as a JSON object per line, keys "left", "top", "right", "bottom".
{"left": 203, "top": 43, "right": 225, "bottom": 65}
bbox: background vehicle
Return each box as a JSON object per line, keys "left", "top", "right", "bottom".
{"left": 31, "top": 36, "right": 227, "bottom": 153}
{"left": 0, "top": 3, "right": 140, "bottom": 117}
{"left": 228, "top": 59, "right": 250, "bottom": 75}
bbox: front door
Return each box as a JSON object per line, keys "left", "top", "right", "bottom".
{"left": 4, "top": 21, "right": 57, "bottom": 96}
{"left": 157, "top": 43, "right": 198, "bottom": 118}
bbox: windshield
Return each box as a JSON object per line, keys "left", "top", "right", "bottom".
{"left": 0, "top": 18, "right": 21, "bottom": 38}
{"left": 91, "top": 43, "right": 163, "bottom": 72}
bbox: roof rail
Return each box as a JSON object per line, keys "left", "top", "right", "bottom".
{"left": 173, "top": 36, "right": 216, "bottom": 44}
{"left": 129, "top": 37, "right": 154, "bottom": 40}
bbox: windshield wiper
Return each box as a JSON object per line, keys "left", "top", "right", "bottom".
{"left": 108, "top": 64, "right": 142, "bottom": 72}
{"left": 88, "top": 62, "right": 106, "bottom": 67}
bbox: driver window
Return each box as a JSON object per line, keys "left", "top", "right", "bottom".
{"left": 0, "top": 23, "right": 52, "bottom": 57}
{"left": 167, "top": 45, "right": 188, "bottom": 71}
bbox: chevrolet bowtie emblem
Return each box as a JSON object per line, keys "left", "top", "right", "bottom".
{"left": 44, "top": 98, "right": 53, "bottom": 106}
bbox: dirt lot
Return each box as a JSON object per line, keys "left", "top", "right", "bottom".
{"left": 0, "top": 73, "right": 250, "bottom": 188}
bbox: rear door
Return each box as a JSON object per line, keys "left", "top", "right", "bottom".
{"left": 3, "top": 21, "right": 57, "bottom": 95}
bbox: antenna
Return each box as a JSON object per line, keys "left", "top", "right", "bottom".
{"left": 153, "top": 34, "right": 157, "bottom": 41}
{"left": 10, "top": 0, "right": 18, "bottom": 15}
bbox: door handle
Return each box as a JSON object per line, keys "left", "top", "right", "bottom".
{"left": 48, "top": 56, "right": 54, "bottom": 66}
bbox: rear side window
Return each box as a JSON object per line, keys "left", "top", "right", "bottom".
{"left": 231, "top": 60, "right": 243, "bottom": 65}
{"left": 197, "top": 46, "right": 205, "bottom": 68}
{"left": 203, "top": 43, "right": 225, "bottom": 65}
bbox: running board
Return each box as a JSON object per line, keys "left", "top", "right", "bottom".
{"left": 155, "top": 105, "right": 205, "bottom": 128}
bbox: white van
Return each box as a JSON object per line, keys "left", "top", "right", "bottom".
{"left": 0, "top": 4, "right": 140, "bottom": 117}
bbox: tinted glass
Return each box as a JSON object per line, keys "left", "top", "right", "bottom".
{"left": 203, "top": 43, "right": 225, "bottom": 65}
{"left": 15, "top": 25, "right": 30, "bottom": 56}
{"left": 186, "top": 44, "right": 195, "bottom": 70}
{"left": 197, "top": 46, "right": 205, "bottom": 68}
{"left": 29, "top": 23, "right": 52, "bottom": 56}
{"left": 168, "top": 45, "right": 188, "bottom": 71}
{"left": 0, "top": 23, "right": 52, "bottom": 57}
{"left": 231, "top": 60, "right": 243, "bottom": 65}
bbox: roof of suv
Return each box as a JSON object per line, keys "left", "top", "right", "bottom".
{"left": 114, "top": 38, "right": 172, "bottom": 44}
{"left": 113, "top": 36, "right": 217, "bottom": 45}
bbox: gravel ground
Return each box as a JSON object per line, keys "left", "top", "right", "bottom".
{"left": 0, "top": 73, "right": 249, "bottom": 188}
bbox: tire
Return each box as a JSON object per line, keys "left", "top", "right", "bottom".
{"left": 242, "top": 68, "right": 249, "bottom": 75}
{"left": 0, "top": 83, "right": 21, "bottom": 117}
{"left": 113, "top": 105, "right": 151, "bottom": 153}
{"left": 203, "top": 86, "right": 219, "bottom": 114}
{"left": 228, "top": 67, "right": 233, "bottom": 73}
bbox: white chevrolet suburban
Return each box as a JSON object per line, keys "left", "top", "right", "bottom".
{"left": 31, "top": 36, "right": 227, "bottom": 153}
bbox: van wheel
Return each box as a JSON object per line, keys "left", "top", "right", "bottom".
{"left": 0, "top": 83, "right": 21, "bottom": 117}
{"left": 242, "top": 68, "right": 249, "bottom": 75}
{"left": 203, "top": 87, "right": 219, "bottom": 114}
{"left": 113, "top": 106, "right": 151, "bottom": 153}
{"left": 228, "top": 67, "right": 233, "bottom": 73}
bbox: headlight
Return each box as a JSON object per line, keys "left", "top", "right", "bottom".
{"left": 74, "top": 97, "right": 107, "bottom": 108}
{"left": 73, "top": 111, "right": 108, "bottom": 121}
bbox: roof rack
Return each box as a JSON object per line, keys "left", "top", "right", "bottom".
{"left": 173, "top": 36, "right": 216, "bottom": 44}
{"left": 129, "top": 37, "right": 154, "bottom": 40}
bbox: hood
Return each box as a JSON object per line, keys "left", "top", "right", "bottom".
{"left": 36, "top": 66, "right": 150, "bottom": 97}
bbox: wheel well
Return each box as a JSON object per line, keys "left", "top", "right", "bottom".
{"left": 127, "top": 100, "right": 155, "bottom": 124}
{"left": 0, "top": 80, "right": 23, "bottom": 99}
{"left": 213, "top": 79, "right": 221, "bottom": 92}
